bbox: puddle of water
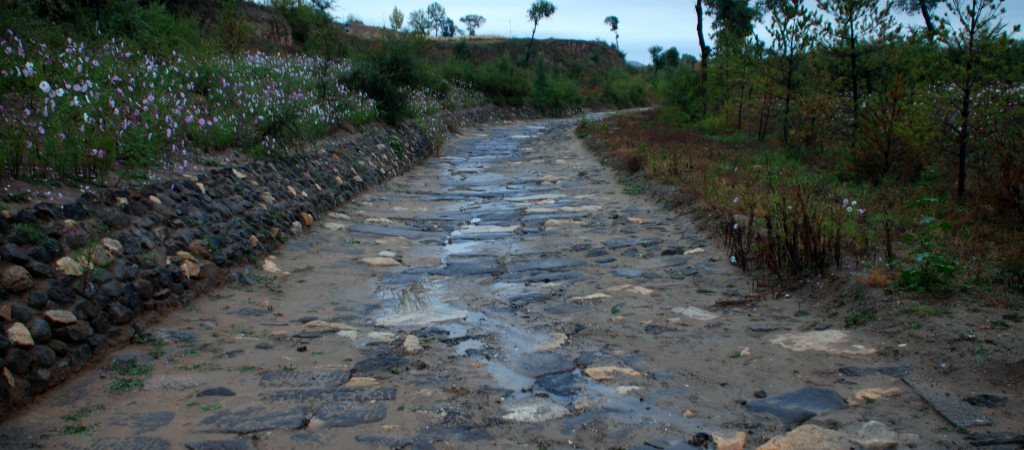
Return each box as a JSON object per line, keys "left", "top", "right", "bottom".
{"left": 374, "top": 279, "right": 470, "bottom": 328}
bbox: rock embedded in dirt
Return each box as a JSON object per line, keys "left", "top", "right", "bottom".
{"left": 838, "top": 365, "right": 911, "bottom": 378}
{"left": 501, "top": 397, "right": 570, "bottom": 423}
{"left": 583, "top": 366, "right": 643, "bottom": 382}
{"left": 756, "top": 424, "right": 853, "bottom": 450}
{"left": 186, "top": 440, "right": 255, "bottom": 450}
{"left": 965, "top": 432, "right": 1024, "bottom": 446}
{"left": 965, "top": 394, "right": 1007, "bottom": 408}
{"left": 310, "top": 403, "right": 387, "bottom": 429}
{"left": 904, "top": 376, "right": 992, "bottom": 428}
{"left": 746, "top": 387, "right": 848, "bottom": 428}
{"left": 853, "top": 420, "right": 901, "bottom": 449}
{"left": 200, "top": 405, "right": 308, "bottom": 434}
{"left": 359, "top": 257, "right": 402, "bottom": 267}
{"left": 401, "top": 335, "right": 423, "bottom": 355}
{"left": 712, "top": 431, "right": 747, "bottom": 450}
{"left": 769, "top": 329, "right": 877, "bottom": 355}
{"left": 197, "top": 387, "right": 237, "bottom": 397}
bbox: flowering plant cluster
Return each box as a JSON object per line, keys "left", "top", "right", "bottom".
{"left": 1, "top": 30, "right": 377, "bottom": 181}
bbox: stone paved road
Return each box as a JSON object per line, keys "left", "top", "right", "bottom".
{"left": 0, "top": 118, "right": 989, "bottom": 449}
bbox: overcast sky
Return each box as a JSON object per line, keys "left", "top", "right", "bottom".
{"left": 331, "top": 1, "right": 1024, "bottom": 65}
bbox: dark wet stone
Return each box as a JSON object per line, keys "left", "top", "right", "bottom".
{"left": 621, "top": 247, "right": 642, "bottom": 257}
{"left": 436, "top": 258, "right": 503, "bottom": 276}
{"left": 612, "top": 268, "right": 645, "bottom": 278}
{"left": 0, "top": 244, "right": 30, "bottom": 265}
{"left": 450, "top": 232, "right": 515, "bottom": 242}
{"left": 575, "top": 351, "right": 620, "bottom": 368}
{"left": 651, "top": 255, "right": 692, "bottom": 268}
{"left": 55, "top": 321, "right": 94, "bottom": 342}
{"left": 604, "top": 238, "right": 660, "bottom": 249}
{"left": 643, "top": 324, "right": 669, "bottom": 335}
{"left": 198, "top": 387, "right": 237, "bottom": 397}
{"left": 965, "top": 432, "right": 1024, "bottom": 446}
{"left": 34, "top": 345, "right": 56, "bottom": 368}
{"left": 509, "top": 293, "right": 549, "bottom": 308}
{"left": 312, "top": 402, "right": 387, "bottom": 428}
{"left": 110, "top": 411, "right": 175, "bottom": 433}
{"left": 754, "top": 390, "right": 768, "bottom": 399}
{"left": 26, "top": 292, "right": 48, "bottom": 310}
{"left": 234, "top": 307, "right": 269, "bottom": 317}
{"left": 8, "top": 304, "right": 33, "bottom": 323}
{"left": 200, "top": 406, "right": 307, "bottom": 433}
{"left": 536, "top": 372, "right": 587, "bottom": 396}
{"left": 586, "top": 247, "right": 609, "bottom": 257}
{"left": 637, "top": 438, "right": 703, "bottom": 450}
{"left": 965, "top": 394, "right": 1006, "bottom": 408}
{"left": 107, "top": 303, "right": 134, "bottom": 325}
{"left": 186, "top": 440, "right": 254, "bottom": 450}
{"left": 660, "top": 247, "right": 684, "bottom": 256}
{"left": 255, "top": 343, "right": 274, "bottom": 350}
{"left": 77, "top": 437, "right": 171, "bottom": 450}
{"left": 746, "top": 387, "right": 848, "bottom": 428}
{"left": 523, "top": 271, "right": 582, "bottom": 283}
{"left": 507, "top": 258, "right": 585, "bottom": 273}
{"left": 259, "top": 370, "right": 351, "bottom": 389}
{"left": 571, "top": 243, "right": 593, "bottom": 252}
{"left": 838, "top": 365, "right": 912, "bottom": 378}
{"left": 904, "top": 377, "right": 992, "bottom": 427}
{"left": 152, "top": 329, "right": 197, "bottom": 343}
{"left": 262, "top": 387, "right": 397, "bottom": 402}
{"left": 26, "top": 263, "right": 53, "bottom": 279}
{"left": 353, "top": 348, "right": 412, "bottom": 375}
{"left": 748, "top": 323, "right": 791, "bottom": 333}
{"left": 290, "top": 433, "right": 322, "bottom": 443}
{"left": 515, "top": 352, "right": 575, "bottom": 377}
{"left": 26, "top": 318, "right": 51, "bottom": 344}
{"left": 349, "top": 223, "right": 444, "bottom": 241}
{"left": 596, "top": 257, "right": 617, "bottom": 264}
{"left": 523, "top": 213, "right": 584, "bottom": 224}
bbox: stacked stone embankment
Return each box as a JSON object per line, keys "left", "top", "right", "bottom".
{"left": 0, "top": 106, "right": 537, "bottom": 418}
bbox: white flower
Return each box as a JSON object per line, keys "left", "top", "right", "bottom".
{"left": 38, "top": 80, "right": 51, "bottom": 94}
{"left": 55, "top": 88, "right": 64, "bottom": 97}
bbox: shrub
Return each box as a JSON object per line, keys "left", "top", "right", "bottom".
{"left": 347, "top": 34, "right": 439, "bottom": 124}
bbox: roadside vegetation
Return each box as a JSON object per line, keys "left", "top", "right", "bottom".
{"left": 0, "top": 0, "right": 648, "bottom": 186}
{"left": 582, "top": 0, "right": 1023, "bottom": 300}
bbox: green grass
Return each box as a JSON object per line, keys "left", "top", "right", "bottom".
{"left": 60, "top": 423, "right": 94, "bottom": 435}
{"left": 61, "top": 405, "right": 104, "bottom": 422}
{"left": 900, "top": 304, "right": 945, "bottom": 318}
{"left": 200, "top": 402, "right": 223, "bottom": 412}
{"left": 110, "top": 359, "right": 153, "bottom": 377}
{"left": 108, "top": 378, "right": 145, "bottom": 392}
{"left": 12, "top": 223, "right": 48, "bottom": 244}
{"left": 845, "top": 308, "right": 877, "bottom": 327}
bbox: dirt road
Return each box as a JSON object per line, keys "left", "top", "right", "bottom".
{"left": 0, "top": 118, "right": 1007, "bottom": 449}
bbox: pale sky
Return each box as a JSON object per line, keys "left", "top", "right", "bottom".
{"left": 331, "top": 1, "right": 1024, "bottom": 65}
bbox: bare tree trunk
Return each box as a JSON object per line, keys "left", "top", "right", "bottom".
{"left": 918, "top": 0, "right": 936, "bottom": 40}
{"left": 696, "top": 0, "right": 710, "bottom": 115}
{"left": 526, "top": 24, "right": 538, "bottom": 64}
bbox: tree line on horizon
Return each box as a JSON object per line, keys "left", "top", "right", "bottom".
{"left": 653, "top": 0, "right": 1021, "bottom": 205}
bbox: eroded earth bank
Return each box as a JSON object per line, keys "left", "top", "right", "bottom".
{"left": 0, "top": 118, "right": 1016, "bottom": 449}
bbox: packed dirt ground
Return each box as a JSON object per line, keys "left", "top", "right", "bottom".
{"left": 0, "top": 117, "right": 1020, "bottom": 449}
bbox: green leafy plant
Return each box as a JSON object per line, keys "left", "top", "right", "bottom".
{"left": 899, "top": 214, "right": 958, "bottom": 292}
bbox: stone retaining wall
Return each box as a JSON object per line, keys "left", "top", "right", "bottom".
{"left": 0, "top": 107, "right": 537, "bottom": 418}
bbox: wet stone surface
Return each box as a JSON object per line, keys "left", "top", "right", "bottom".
{"left": 0, "top": 117, "right": 1001, "bottom": 448}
